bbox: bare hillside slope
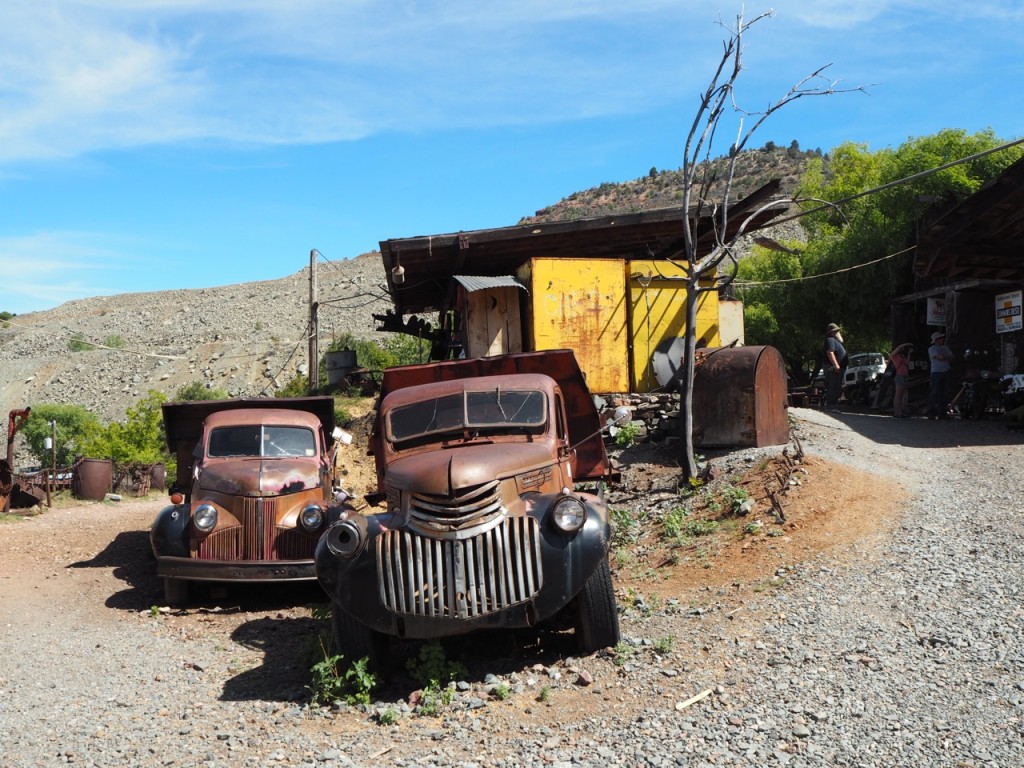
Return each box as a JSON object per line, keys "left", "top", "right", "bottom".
{"left": 0, "top": 252, "right": 390, "bottom": 429}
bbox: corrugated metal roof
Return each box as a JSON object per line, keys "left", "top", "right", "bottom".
{"left": 453, "top": 275, "right": 528, "bottom": 293}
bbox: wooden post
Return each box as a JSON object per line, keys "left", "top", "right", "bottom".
{"left": 309, "top": 249, "right": 319, "bottom": 394}
{"left": 47, "top": 420, "right": 55, "bottom": 508}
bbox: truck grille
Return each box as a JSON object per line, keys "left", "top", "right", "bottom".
{"left": 196, "top": 497, "right": 315, "bottom": 561}
{"left": 376, "top": 516, "right": 543, "bottom": 619}
{"left": 410, "top": 480, "right": 503, "bottom": 530}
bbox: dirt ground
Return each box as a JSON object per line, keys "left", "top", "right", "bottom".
{"left": 0, "top": 413, "right": 912, "bottom": 762}
{"left": 0, "top": 421, "right": 901, "bottom": 636}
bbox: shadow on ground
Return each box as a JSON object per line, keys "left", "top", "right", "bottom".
{"left": 220, "top": 615, "right": 587, "bottom": 703}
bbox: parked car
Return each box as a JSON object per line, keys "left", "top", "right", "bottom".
{"left": 315, "top": 351, "right": 622, "bottom": 665}
{"left": 810, "top": 352, "right": 888, "bottom": 404}
{"left": 150, "top": 397, "right": 342, "bottom": 605}
{"left": 844, "top": 352, "right": 888, "bottom": 389}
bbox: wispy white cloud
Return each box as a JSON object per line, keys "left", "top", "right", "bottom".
{"left": 0, "top": 231, "right": 135, "bottom": 312}
{"left": 0, "top": 1, "right": 752, "bottom": 163}
{"left": 0, "top": 1, "right": 1019, "bottom": 166}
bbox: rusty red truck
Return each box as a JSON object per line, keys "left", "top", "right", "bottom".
{"left": 314, "top": 350, "right": 622, "bottom": 664}
{"left": 151, "top": 396, "right": 342, "bottom": 605}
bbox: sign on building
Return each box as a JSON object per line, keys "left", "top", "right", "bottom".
{"left": 926, "top": 296, "right": 946, "bottom": 326}
{"left": 996, "top": 290, "right": 1023, "bottom": 334}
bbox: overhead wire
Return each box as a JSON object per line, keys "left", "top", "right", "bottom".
{"left": 733, "top": 246, "right": 916, "bottom": 287}
{"left": 733, "top": 136, "right": 1024, "bottom": 288}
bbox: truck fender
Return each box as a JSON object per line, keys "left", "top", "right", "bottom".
{"left": 150, "top": 503, "right": 191, "bottom": 558}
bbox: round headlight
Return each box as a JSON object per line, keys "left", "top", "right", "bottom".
{"left": 193, "top": 504, "right": 218, "bottom": 533}
{"left": 551, "top": 495, "right": 587, "bottom": 533}
{"left": 325, "top": 518, "right": 366, "bottom": 558}
{"left": 300, "top": 503, "right": 325, "bottom": 531}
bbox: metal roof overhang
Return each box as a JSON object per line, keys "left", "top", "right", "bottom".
{"left": 379, "top": 180, "right": 785, "bottom": 316}
{"left": 915, "top": 155, "right": 1024, "bottom": 281}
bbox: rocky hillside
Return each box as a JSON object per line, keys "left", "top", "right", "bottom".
{"left": 520, "top": 143, "right": 819, "bottom": 224}
{"left": 0, "top": 251, "right": 392, "bottom": 430}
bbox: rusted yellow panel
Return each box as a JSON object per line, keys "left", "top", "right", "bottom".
{"left": 517, "top": 258, "right": 629, "bottom": 393}
{"left": 628, "top": 260, "right": 720, "bottom": 392}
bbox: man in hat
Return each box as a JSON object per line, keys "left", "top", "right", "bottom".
{"left": 927, "top": 331, "right": 954, "bottom": 419}
{"left": 822, "top": 323, "right": 848, "bottom": 412}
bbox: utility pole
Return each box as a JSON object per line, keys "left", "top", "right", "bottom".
{"left": 48, "top": 420, "right": 56, "bottom": 508}
{"left": 308, "top": 249, "right": 319, "bottom": 395}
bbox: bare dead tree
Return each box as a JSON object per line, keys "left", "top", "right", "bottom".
{"left": 671, "top": 10, "right": 866, "bottom": 478}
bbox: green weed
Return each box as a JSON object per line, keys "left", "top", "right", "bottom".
{"left": 405, "top": 639, "right": 467, "bottom": 689}
{"left": 721, "top": 485, "right": 751, "bottom": 515}
{"left": 376, "top": 707, "right": 399, "bottom": 725}
{"left": 614, "top": 421, "right": 643, "bottom": 447}
{"left": 612, "top": 641, "right": 635, "bottom": 667}
{"left": 653, "top": 635, "right": 676, "bottom": 655}
{"left": 307, "top": 637, "right": 376, "bottom": 706}
{"left": 491, "top": 682, "right": 511, "bottom": 701}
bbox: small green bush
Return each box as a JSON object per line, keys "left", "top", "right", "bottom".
{"left": 68, "top": 333, "right": 94, "bottom": 352}
{"left": 614, "top": 421, "right": 642, "bottom": 447}
{"left": 174, "top": 381, "right": 230, "bottom": 401}
{"left": 307, "top": 638, "right": 376, "bottom": 706}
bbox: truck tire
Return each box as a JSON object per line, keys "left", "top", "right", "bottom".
{"left": 164, "top": 577, "right": 189, "bottom": 606}
{"left": 331, "top": 604, "right": 382, "bottom": 668}
{"left": 574, "top": 557, "right": 620, "bottom": 652}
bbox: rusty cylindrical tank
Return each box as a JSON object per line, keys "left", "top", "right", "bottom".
{"left": 72, "top": 458, "right": 113, "bottom": 501}
{"left": 692, "top": 345, "right": 789, "bottom": 448}
{"left": 150, "top": 463, "right": 167, "bottom": 492}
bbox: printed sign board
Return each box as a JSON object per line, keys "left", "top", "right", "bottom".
{"left": 996, "top": 290, "right": 1022, "bottom": 334}
{"left": 926, "top": 296, "right": 946, "bottom": 326}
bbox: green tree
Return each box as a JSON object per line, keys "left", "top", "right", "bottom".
{"left": 316, "top": 333, "right": 429, "bottom": 389}
{"left": 739, "top": 128, "right": 1023, "bottom": 378}
{"left": 174, "top": 381, "right": 230, "bottom": 401}
{"left": 20, "top": 404, "right": 102, "bottom": 467}
{"left": 79, "top": 391, "right": 171, "bottom": 468}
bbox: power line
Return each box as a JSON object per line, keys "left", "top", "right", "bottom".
{"left": 734, "top": 246, "right": 915, "bottom": 287}
{"left": 736, "top": 136, "right": 1024, "bottom": 288}
{"left": 766, "top": 135, "right": 1024, "bottom": 229}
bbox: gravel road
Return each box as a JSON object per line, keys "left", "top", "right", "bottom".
{"left": 2, "top": 408, "right": 1023, "bottom": 768}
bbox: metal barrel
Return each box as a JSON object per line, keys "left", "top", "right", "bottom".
{"left": 72, "top": 458, "right": 113, "bottom": 501}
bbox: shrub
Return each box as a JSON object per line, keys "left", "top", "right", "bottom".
{"left": 307, "top": 642, "right": 376, "bottom": 706}
{"left": 21, "top": 404, "right": 102, "bottom": 467}
{"left": 174, "top": 381, "right": 230, "bottom": 401}
{"left": 68, "top": 333, "right": 94, "bottom": 352}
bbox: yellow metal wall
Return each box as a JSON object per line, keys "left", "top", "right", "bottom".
{"left": 517, "top": 258, "right": 629, "bottom": 393}
{"left": 628, "top": 260, "right": 720, "bottom": 392}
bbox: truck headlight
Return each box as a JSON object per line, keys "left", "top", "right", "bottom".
{"left": 325, "top": 517, "right": 367, "bottom": 558}
{"left": 193, "top": 504, "right": 218, "bottom": 533}
{"left": 300, "top": 503, "right": 325, "bottom": 531}
{"left": 551, "top": 494, "right": 586, "bottom": 533}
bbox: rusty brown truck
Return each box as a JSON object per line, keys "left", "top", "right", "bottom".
{"left": 314, "top": 350, "right": 621, "bottom": 664}
{"left": 150, "top": 396, "right": 342, "bottom": 605}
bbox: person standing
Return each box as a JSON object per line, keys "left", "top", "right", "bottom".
{"left": 823, "top": 323, "right": 848, "bottom": 412}
{"left": 927, "top": 331, "right": 954, "bottom": 419}
{"left": 890, "top": 342, "right": 913, "bottom": 417}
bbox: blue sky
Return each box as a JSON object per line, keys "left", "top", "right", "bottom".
{"left": 1, "top": 0, "right": 1022, "bottom": 315}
